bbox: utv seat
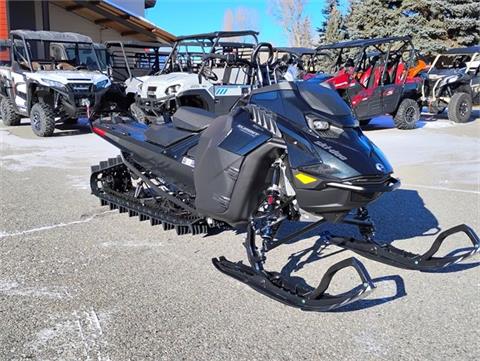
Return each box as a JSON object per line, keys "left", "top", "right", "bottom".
{"left": 171, "top": 106, "right": 217, "bottom": 132}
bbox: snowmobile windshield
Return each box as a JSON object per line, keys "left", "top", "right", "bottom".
{"left": 296, "top": 81, "right": 358, "bottom": 127}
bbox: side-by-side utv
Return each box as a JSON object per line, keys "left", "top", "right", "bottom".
{"left": 313, "top": 36, "right": 425, "bottom": 129}
{"left": 134, "top": 31, "right": 276, "bottom": 120}
{"left": 421, "top": 46, "right": 480, "bottom": 123}
{"left": 102, "top": 40, "right": 172, "bottom": 123}
{"left": 0, "top": 30, "right": 110, "bottom": 136}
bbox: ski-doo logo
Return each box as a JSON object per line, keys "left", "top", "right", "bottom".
{"left": 314, "top": 141, "right": 347, "bottom": 161}
{"left": 375, "top": 163, "right": 386, "bottom": 172}
{"left": 237, "top": 124, "right": 259, "bottom": 137}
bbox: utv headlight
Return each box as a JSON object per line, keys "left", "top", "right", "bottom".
{"left": 95, "top": 79, "right": 110, "bottom": 90}
{"left": 446, "top": 75, "right": 461, "bottom": 84}
{"left": 41, "top": 79, "right": 66, "bottom": 89}
{"left": 165, "top": 84, "right": 181, "bottom": 95}
{"left": 305, "top": 113, "right": 330, "bottom": 131}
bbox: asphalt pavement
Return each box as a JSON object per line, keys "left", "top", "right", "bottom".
{"left": 1, "top": 111, "right": 479, "bottom": 361}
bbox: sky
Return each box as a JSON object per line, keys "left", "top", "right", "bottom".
{"left": 145, "top": 0, "right": 348, "bottom": 47}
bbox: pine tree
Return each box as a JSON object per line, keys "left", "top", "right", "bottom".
{"left": 346, "top": 0, "right": 403, "bottom": 39}
{"left": 318, "top": 0, "right": 347, "bottom": 44}
{"left": 345, "top": 0, "right": 480, "bottom": 53}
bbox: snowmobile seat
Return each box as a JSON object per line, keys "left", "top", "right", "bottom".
{"left": 145, "top": 123, "right": 194, "bottom": 148}
{"left": 172, "top": 106, "right": 217, "bottom": 132}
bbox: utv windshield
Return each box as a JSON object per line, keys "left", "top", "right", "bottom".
{"left": 431, "top": 54, "right": 479, "bottom": 75}
{"left": 13, "top": 38, "right": 101, "bottom": 71}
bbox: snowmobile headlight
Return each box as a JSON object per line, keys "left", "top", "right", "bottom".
{"left": 305, "top": 114, "right": 330, "bottom": 131}
{"left": 165, "top": 84, "right": 181, "bottom": 95}
{"left": 41, "top": 79, "right": 66, "bottom": 89}
{"left": 95, "top": 79, "right": 110, "bottom": 89}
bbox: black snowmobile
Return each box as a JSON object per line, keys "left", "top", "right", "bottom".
{"left": 89, "top": 80, "right": 479, "bottom": 311}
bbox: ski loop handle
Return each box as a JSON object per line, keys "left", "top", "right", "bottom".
{"left": 307, "top": 257, "right": 375, "bottom": 300}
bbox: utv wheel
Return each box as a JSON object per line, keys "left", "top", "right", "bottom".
{"left": 448, "top": 92, "right": 472, "bottom": 123}
{"left": 130, "top": 103, "right": 147, "bottom": 124}
{"left": 30, "top": 103, "right": 56, "bottom": 137}
{"left": 0, "top": 97, "right": 22, "bottom": 126}
{"left": 394, "top": 98, "right": 420, "bottom": 130}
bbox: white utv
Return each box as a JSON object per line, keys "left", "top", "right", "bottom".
{"left": 135, "top": 31, "right": 274, "bottom": 122}
{"left": 102, "top": 40, "right": 171, "bottom": 123}
{"left": 0, "top": 30, "right": 110, "bottom": 137}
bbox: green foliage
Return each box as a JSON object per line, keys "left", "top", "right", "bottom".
{"left": 318, "top": 0, "right": 347, "bottom": 44}
{"left": 343, "top": 0, "right": 480, "bottom": 53}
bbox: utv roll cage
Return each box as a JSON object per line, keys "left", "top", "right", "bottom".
{"left": 105, "top": 40, "right": 172, "bottom": 82}
{"left": 161, "top": 30, "right": 259, "bottom": 74}
{"left": 315, "top": 36, "right": 415, "bottom": 73}
{"left": 429, "top": 46, "right": 480, "bottom": 75}
{"left": 10, "top": 30, "right": 102, "bottom": 72}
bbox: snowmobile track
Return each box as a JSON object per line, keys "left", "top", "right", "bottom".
{"left": 90, "top": 156, "right": 214, "bottom": 236}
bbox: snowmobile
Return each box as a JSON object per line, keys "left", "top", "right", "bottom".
{"left": 89, "top": 80, "right": 479, "bottom": 311}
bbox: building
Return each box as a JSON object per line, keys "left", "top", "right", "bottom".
{"left": 0, "top": 0, "right": 175, "bottom": 44}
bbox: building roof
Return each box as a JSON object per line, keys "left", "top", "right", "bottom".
{"left": 51, "top": 0, "right": 176, "bottom": 44}
{"left": 316, "top": 36, "right": 412, "bottom": 51}
{"left": 11, "top": 30, "right": 94, "bottom": 43}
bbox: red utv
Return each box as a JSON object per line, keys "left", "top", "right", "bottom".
{"left": 313, "top": 36, "right": 426, "bottom": 129}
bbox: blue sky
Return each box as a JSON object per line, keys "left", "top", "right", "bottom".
{"left": 145, "top": 1, "right": 348, "bottom": 46}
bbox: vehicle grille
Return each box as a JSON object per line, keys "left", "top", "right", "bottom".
{"left": 147, "top": 86, "right": 157, "bottom": 98}
{"left": 69, "top": 83, "right": 93, "bottom": 93}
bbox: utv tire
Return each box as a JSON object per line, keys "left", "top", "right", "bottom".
{"left": 0, "top": 98, "right": 22, "bottom": 126}
{"left": 30, "top": 103, "right": 56, "bottom": 137}
{"left": 394, "top": 98, "right": 420, "bottom": 130}
{"left": 360, "top": 119, "right": 371, "bottom": 126}
{"left": 130, "top": 103, "right": 147, "bottom": 124}
{"left": 448, "top": 92, "right": 472, "bottom": 123}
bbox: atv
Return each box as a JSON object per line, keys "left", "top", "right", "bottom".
{"left": 421, "top": 46, "right": 480, "bottom": 123}
{"left": 135, "top": 31, "right": 274, "bottom": 120}
{"left": 314, "top": 36, "right": 425, "bottom": 129}
{"left": 89, "top": 80, "right": 478, "bottom": 311}
{"left": 0, "top": 30, "right": 110, "bottom": 137}
{"left": 103, "top": 40, "right": 172, "bottom": 123}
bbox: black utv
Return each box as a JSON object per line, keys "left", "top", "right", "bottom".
{"left": 422, "top": 46, "right": 480, "bottom": 123}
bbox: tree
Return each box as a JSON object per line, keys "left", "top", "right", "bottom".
{"left": 318, "top": 0, "right": 347, "bottom": 44}
{"left": 397, "top": 0, "right": 480, "bottom": 52}
{"left": 345, "top": 0, "right": 480, "bottom": 52}
{"left": 223, "top": 7, "right": 259, "bottom": 42}
{"left": 269, "top": 0, "right": 315, "bottom": 47}
{"left": 346, "top": 0, "right": 402, "bottom": 39}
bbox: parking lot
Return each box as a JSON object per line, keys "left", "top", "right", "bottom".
{"left": 1, "top": 112, "right": 479, "bottom": 360}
